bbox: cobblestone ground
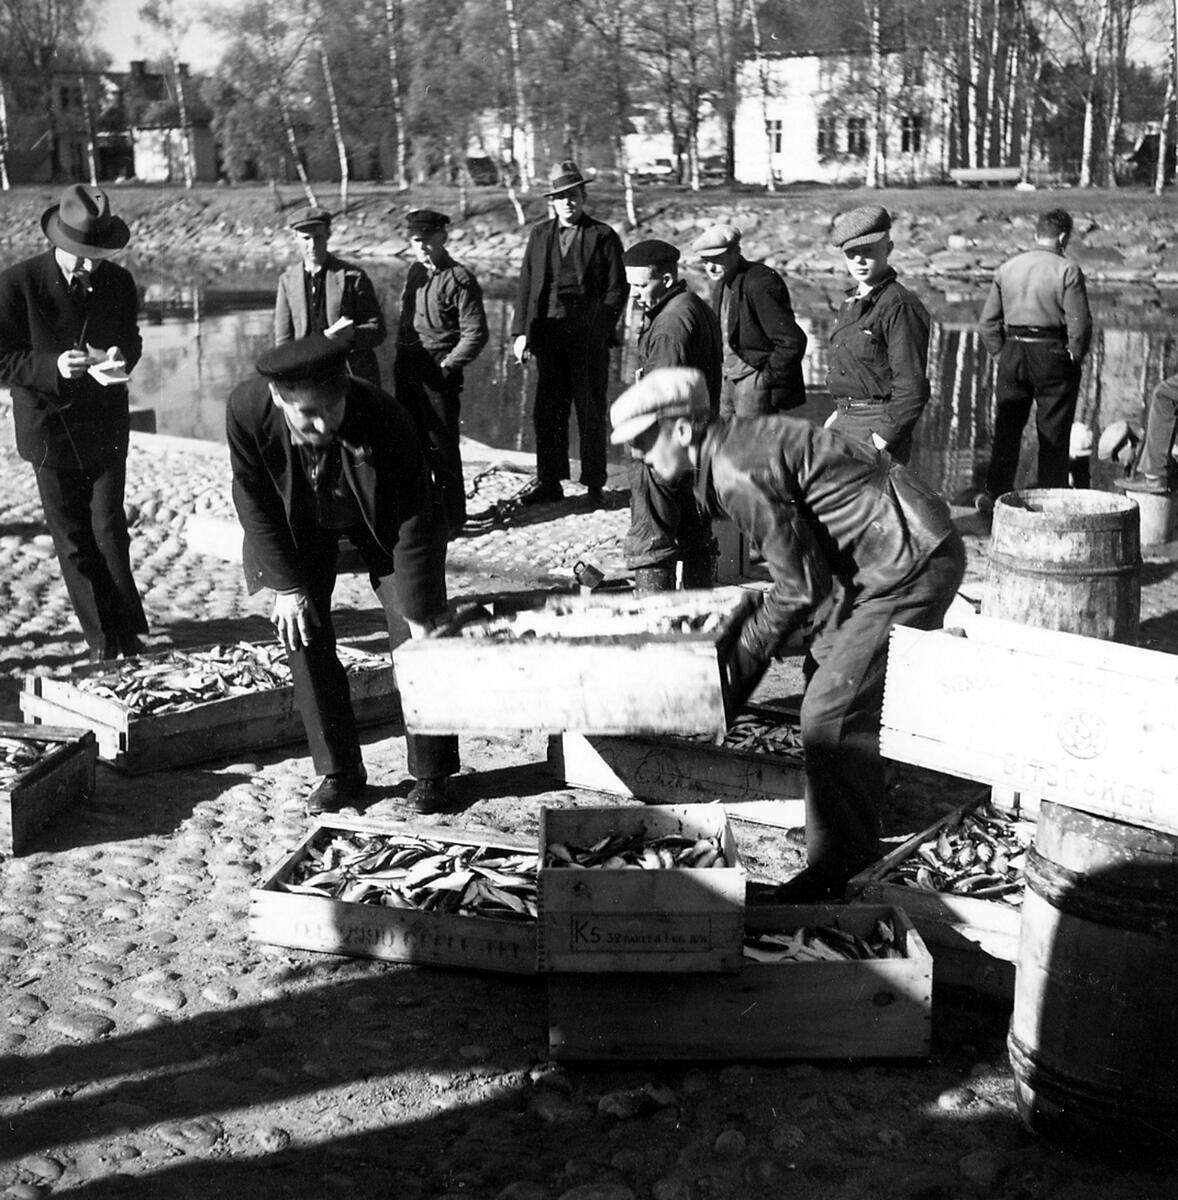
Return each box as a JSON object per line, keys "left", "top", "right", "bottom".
{"left": 0, "top": 422, "right": 1173, "bottom": 1200}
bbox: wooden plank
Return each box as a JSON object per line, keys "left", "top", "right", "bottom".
{"left": 882, "top": 618, "right": 1178, "bottom": 836}
{"left": 547, "top": 905, "right": 932, "bottom": 1061}
{"left": 0, "top": 729, "right": 98, "bottom": 856}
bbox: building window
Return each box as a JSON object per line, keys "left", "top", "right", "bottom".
{"left": 847, "top": 117, "right": 868, "bottom": 157}
{"left": 767, "top": 119, "right": 783, "bottom": 155}
{"left": 817, "top": 117, "right": 837, "bottom": 157}
{"left": 902, "top": 113, "right": 923, "bottom": 154}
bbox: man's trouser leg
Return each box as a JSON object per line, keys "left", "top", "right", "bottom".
{"left": 985, "top": 343, "right": 1034, "bottom": 499}
{"left": 1028, "top": 342, "right": 1081, "bottom": 489}
{"left": 730, "top": 373, "right": 776, "bottom": 417}
{"left": 89, "top": 454, "right": 148, "bottom": 642}
{"left": 533, "top": 324, "right": 573, "bottom": 486}
{"left": 1139, "top": 375, "right": 1178, "bottom": 477}
{"left": 569, "top": 326, "right": 610, "bottom": 490}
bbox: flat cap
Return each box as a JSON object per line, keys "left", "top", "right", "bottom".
{"left": 255, "top": 333, "right": 350, "bottom": 384}
{"left": 830, "top": 205, "right": 891, "bottom": 250}
{"left": 1097, "top": 420, "right": 1141, "bottom": 468}
{"left": 691, "top": 224, "right": 741, "bottom": 258}
{"left": 623, "top": 239, "right": 680, "bottom": 269}
{"left": 610, "top": 367, "right": 711, "bottom": 444}
{"left": 406, "top": 208, "right": 450, "bottom": 234}
{"left": 289, "top": 205, "right": 332, "bottom": 231}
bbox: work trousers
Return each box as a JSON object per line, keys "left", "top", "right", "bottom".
{"left": 622, "top": 459, "right": 716, "bottom": 571}
{"left": 34, "top": 457, "right": 148, "bottom": 654}
{"left": 986, "top": 339, "right": 1081, "bottom": 498}
{"left": 286, "top": 509, "right": 459, "bottom": 782}
{"left": 1139, "top": 374, "right": 1178, "bottom": 477}
{"left": 799, "top": 534, "right": 966, "bottom": 873}
{"left": 531, "top": 318, "right": 610, "bottom": 489}
{"left": 828, "top": 402, "right": 913, "bottom": 465}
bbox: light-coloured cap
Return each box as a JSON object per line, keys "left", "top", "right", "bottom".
{"left": 691, "top": 224, "right": 741, "bottom": 259}
{"left": 609, "top": 367, "right": 711, "bottom": 444}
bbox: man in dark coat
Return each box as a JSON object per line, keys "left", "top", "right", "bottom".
{"left": 692, "top": 224, "right": 807, "bottom": 416}
{"left": 226, "top": 334, "right": 459, "bottom": 815}
{"left": 274, "top": 206, "right": 387, "bottom": 388}
{"left": 510, "top": 160, "right": 627, "bottom": 508}
{"left": 621, "top": 238, "right": 723, "bottom": 592}
{"left": 610, "top": 367, "right": 965, "bottom": 900}
{"left": 0, "top": 183, "right": 147, "bottom": 661}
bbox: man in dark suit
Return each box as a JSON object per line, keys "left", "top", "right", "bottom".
{"left": 274, "top": 206, "right": 387, "bottom": 388}
{"left": 226, "top": 334, "right": 459, "bottom": 815}
{"left": 0, "top": 183, "right": 147, "bottom": 661}
{"left": 510, "top": 160, "right": 627, "bottom": 508}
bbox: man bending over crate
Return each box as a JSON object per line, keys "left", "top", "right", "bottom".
{"left": 609, "top": 367, "right": 965, "bottom": 901}
{"left": 227, "top": 334, "right": 459, "bottom": 815}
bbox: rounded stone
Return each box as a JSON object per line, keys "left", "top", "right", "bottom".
{"left": 48, "top": 1011, "right": 116, "bottom": 1041}
{"left": 18, "top": 1155, "right": 63, "bottom": 1183}
{"left": 712, "top": 1128, "right": 746, "bottom": 1159}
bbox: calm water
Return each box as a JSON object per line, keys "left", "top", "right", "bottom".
{"left": 129, "top": 262, "right": 1178, "bottom": 501}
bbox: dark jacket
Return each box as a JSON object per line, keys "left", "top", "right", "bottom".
{"left": 710, "top": 259, "right": 807, "bottom": 408}
{"left": 0, "top": 250, "right": 142, "bottom": 469}
{"left": 396, "top": 254, "right": 488, "bottom": 373}
{"left": 226, "top": 375, "right": 432, "bottom": 595}
{"left": 510, "top": 215, "right": 627, "bottom": 348}
{"left": 695, "top": 415, "right": 955, "bottom": 660}
{"left": 637, "top": 281, "right": 723, "bottom": 409}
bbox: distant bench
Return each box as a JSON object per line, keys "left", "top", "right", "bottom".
{"left": 949, "top": 167, "right": 1022, "bottom": 186}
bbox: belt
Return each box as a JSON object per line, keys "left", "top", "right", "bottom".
{"left": 1006, "top": 325, "right": 1066, "bottom": 341}
{"left": 834, "top": 397, "right": 887, "bottom": 410}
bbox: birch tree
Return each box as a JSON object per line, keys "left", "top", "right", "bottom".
{"left": 139, "top": 0, "right": 195, "bottom": 187}
{"left": 384, "top": 0, "right": 408, "bottom": 188}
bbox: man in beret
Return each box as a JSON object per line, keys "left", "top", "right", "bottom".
{"left": 0, "top": 183, "right": 147, "bottom": 661}
{"left": 825, "top": 205, "right": 930, "bottom": 466}
{"left": 226, "top": 333, "right": 460, "bottom": 815}
{"left": 622, "top": 238, "right": 723, "bottom": 592}
{"left": 977, "top": 207, "right": 1092, "bottom": 507}
{"left": 691, "top": 223, "right": 807, "bottom": 417}
{"left": 610, "top": 367, "right": 964, "bottom": 900}
{"left": 274, "top": 206, "right": 387, "bottom": 388}
{"left": 393, "top": 209, "right": 489, "bottom": 536}
{"left": 511, "top": 160, "right": 627, "bottom": 508}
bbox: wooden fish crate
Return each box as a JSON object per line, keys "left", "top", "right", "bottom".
{"left": 538, "top": 803, "right": 744, "bottom": 974}
{"left": 394, "top": 588, "right": 756, "bottom": 737}
{"left": 0, "top": 723, "right": 98, "bottom": 856}
{"left": 249, "top": 816, "right": 538, "bottom": 975}
{"left": 847, "top": 799, "right": 1032, "bottom": 1001}
{"left": 547, "top": 904, "right": 932, "bottom": 1061}
{"left": 18, "top": 643, "right": 398, "bottom": 775}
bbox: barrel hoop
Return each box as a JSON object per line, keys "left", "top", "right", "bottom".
{"left": 986, "top": 552, "right": 1140, "bottom": 579}
{"left": 1024, "top": 847, "right": 1178, "bottom": 934}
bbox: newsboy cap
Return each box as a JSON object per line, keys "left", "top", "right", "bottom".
{"left": 544, "top": 160, "right": 589, "bottom": 197}
{"left": 691, "top": 224, "right": 741, "bottom": 259}
{"left": 623, "top": 239, "right": 680, "bottom": 270}
{"left": 406, "top": 208, "right": 450, "bottom": 235}
{"left": 830, "top": 205, "right": 892, "bottom": 250}
{"left": 288, "top": 206, "right": 332, "bottom": 231}
{"left": 255, "top": 333, "right": 350, "bottom": 385}
{"left": 610, "top": 367, "right": 711, "bottom": 444}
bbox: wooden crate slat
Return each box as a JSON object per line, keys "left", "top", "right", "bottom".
{"left": 0, "top": 728, "right": 97, "bottom": 856}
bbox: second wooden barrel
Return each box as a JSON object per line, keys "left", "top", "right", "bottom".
{"left": 984, "top": 488, "right": 1140, "bottom": 643}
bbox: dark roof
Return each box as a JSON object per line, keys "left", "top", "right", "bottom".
{"left": 757, "top": 0, "right": 945, "bottom": 57}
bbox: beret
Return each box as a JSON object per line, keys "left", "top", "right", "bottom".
{"left": 691, "top": 224, "right": 741, "bottom": 258}
{"left": 623, "top": 239, "right": 680, "bottom": 269}
{"left": 830, "top": 205, "right": 892, "bottom": 250}
{"left": 256, "top": 333, "right": 350, "bottom": 384}
{"left": 406, "top": 208, "right": 450, "bottom": 234}
{"left": 1096, "top": 420, "right": 1141, "bottom": 468}
{"left": 288, "top": 206, "right": 332, "bottom": 231}
{"left": 610, "top": 367, "right": 711, "bottom": 444}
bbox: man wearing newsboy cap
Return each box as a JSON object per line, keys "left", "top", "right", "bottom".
{"left": 226, "top": 333, "right": 461, "bottom": 817}
{"left": 610, "top": 367, "right": 964, "bottom": 901}
{"left": 824, "top": 205, "right": 930, "bottom": 465}
{"left": 0, "top": 183, "right": 147, "bottom": 662}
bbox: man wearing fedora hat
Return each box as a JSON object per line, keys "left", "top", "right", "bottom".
{"left": 274, "top": 206, "right": 387, "bottom": 388}
{"left": 510, "top": 160, "right": 626, "bottom": 508}
{"left": 0, "top": 183, "right": 147, "bottom": 662}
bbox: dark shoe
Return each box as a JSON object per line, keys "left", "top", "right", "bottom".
{"left": 1116, "top": 474, "right": 1170, "bottom": 495}
{"left": 407, "top": 776, "right": 455, "bottom": 815}
{"left": 681, "top": 554, "right": 719, "bottom": 590}
{"left": 518, "top": 479, "right": 563, "bottom": 507}
{"left": 773, "top": 860, "right": 877, "bottom": 903}
{"left": 119, "top": 634, "right": 144, "bottom": 658}
{"left": 306, "top": 766, "right": 368, "bottom": 815}
{"left": 585, "top": 486, "right": 605, "bottom": 509}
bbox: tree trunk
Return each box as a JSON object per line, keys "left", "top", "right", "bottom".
{"left": 0, "top": 83, "right": 10, "bottom": 190}
{"left": 384, "top": 0, "right": 409, "bottom": 190}
{"left": 173, "top": 61, "right": 194, "bottom": 188}
{"left": 504, "top": 0, "right": 532, "bottom": 191}
{"left": 1079, "top": 0, "right": 1111, "bottom": 187}
{"left": 750, "top": 1, "right": 776, "bottom": 191}
{"left": 980, "top": 0, "right": 1001, "bottom": 165}
{"left": 318, "top": 36, "right": 349, "bottom": 211}
{"left": 1020, "top": 49, "right": 1041, "bottom": 183}
{"left": 1155, "top": 74, "right": 1173, "bottom": 195}
{"left": 77, "top": 73, "right": 98, "bottom": 186}
{"left": 865, "top": 0, "right": 885, "bottom": 187}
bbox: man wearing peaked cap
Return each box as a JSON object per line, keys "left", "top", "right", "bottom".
{"left": 610, "top": 366, "right": 964, "bottom": 903}
{"left": 274, "top": 203, "right": 387, "bottom": 388}
{"left": 621, "top": 238, "right": 723, "bottom": 593}
{"left": 0, "top": 182, "right": 146, "bottom": 663}
{"left": 692, "top": 223, "right": 808, "bottom": 417}
{"left": 227, "top": 332, "right": 463, "bottom": 818}
{"left": 511, "top": 159, "right": 626, "bottom": 508}
{"left": 394, "top": 208, "right": 488, "bottom": 536}
{"left": 824, "top": 204, "right": 931, "bottom": 465}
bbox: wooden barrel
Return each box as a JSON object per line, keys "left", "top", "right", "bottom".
{"left": 984, "top": 489, "right": 1140, "bottom": 644}
{"left": 1008, "top": 801, "right": 1178, "bottom": 1154}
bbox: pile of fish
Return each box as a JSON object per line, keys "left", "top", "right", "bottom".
{"left": 278, "top": 829, "right": 539, "bottom": 921}
{"left": 459, "top": 599, "right": 732, "bottom": 642}
{"left": 71, "top": 643, "right": 293, "bottom": 715}
{"left": 877, "top": 803, "right": 1029, "bottom": 903}
{"left": 0, "top": 734, "right": 55, "bottom": 787}
{"left": 744, "top": 919, "right": 904, "bottom": 963}
{"left": 545, "top": 831, "right": 730, "bottom": 870}
{"left": 686, "top": 711, "right": 805, "bottom": 758}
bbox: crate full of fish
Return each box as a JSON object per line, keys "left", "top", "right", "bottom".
{"left": 250, "top": 816, "right": 539, "bottom": 974}
{"left": 393, "top": 587, "right": 758, "bottom": 737}
{"left": 548, "top": 904, "right": 932, "bottom": 1060}
{"left": 848, "top": 798, "right": 1033, "bottom": 1001}
{"left": 0, "top": 721, "right": 98, "bottom": 856}
{"left": 19, "top": 641, "right": 398, "bottom": 774}
{"left": 538, "top": 803, "right": 744, "bottom": 974}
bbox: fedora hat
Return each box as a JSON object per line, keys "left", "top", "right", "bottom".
{"left": 41, "top": 184, "right": 130, "bottom": 259}
{"left": 544, "top": 160, "right": 589, "bottom": 197}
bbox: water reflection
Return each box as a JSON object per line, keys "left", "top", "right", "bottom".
{"left": 130, "top": 263, "right": 1178, "bottom": 499}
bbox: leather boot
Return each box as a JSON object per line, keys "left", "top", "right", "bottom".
{"left": 681, "top": 554, "right": 718, "bottom": 590}
{"left": 633, "top": 564, "right": 677, "bottom": 595}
